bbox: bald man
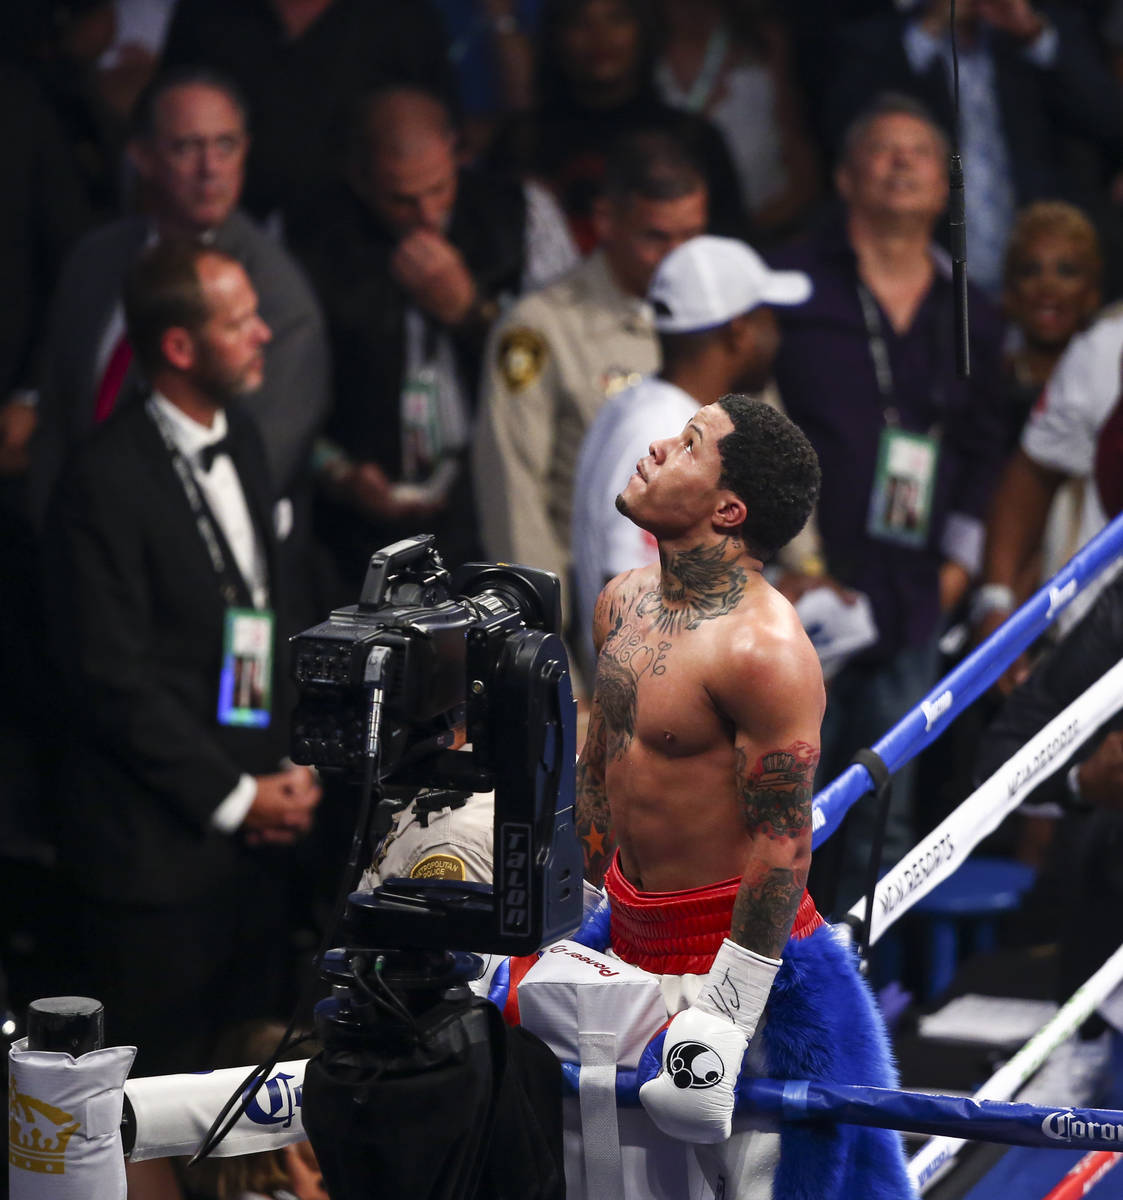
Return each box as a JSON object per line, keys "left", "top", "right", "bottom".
{"left": 293, "top": 85, "right": 576, "bottom": 591}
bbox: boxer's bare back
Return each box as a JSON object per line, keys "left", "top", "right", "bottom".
{"left": 576, "top": 404, "right": 825, "bottom": 958}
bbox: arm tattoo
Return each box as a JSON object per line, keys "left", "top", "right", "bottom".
{"left": 729, "top": 742, "right": 818, "bottom": 956}
{"left": 597, "top": 656, "right": 639, "bottom": 760}
{"left": 575, "top": 705, "right": 614, "bottom": 885}
{"left": 735, "top": 742, "right": 818, "bottom": 841}
{"left": 731, "top": 867, "right": 806, "bottom": 959}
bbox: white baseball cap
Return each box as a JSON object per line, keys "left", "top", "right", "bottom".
{"left": 648, "top": 235, "right": 812, "bottom": 333}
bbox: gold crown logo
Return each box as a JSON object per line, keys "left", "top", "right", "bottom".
{"left": 9, "top": 1086, "right": 80, "bottom": 1175}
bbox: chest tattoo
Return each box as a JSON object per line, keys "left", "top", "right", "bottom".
{"left": 598, "top": 607, "right": 670, "bottom": 760}
{"left": 636, "top": 542, "right": 747, "bottom": 636}
{"left": 594, "top": 542, "right": 746, "bottom": 759}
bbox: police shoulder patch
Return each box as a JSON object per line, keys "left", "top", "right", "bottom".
{"left": 498, "top": 327, "right": 547, "bottom": 391}
{"left": 410, "top": 853, "right": 467, "bottom": 881}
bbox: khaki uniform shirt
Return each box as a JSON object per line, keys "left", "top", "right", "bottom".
{"left": 473, "top": 250, "right": 658, "bottom": 619}
{"left": 361, "top": 792, "right": 495, "bottom": 887}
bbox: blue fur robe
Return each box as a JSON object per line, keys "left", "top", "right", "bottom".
{"left": 761, "top": 924, "right": 916, "bottom": 1198}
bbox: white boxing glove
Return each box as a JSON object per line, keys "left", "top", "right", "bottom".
{"left": 638, "top": 938, "right": 781, "bottom": 1143}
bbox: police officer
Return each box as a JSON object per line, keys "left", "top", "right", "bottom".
{"left": 473, "top": 131, "right": 708, "bottom": 636}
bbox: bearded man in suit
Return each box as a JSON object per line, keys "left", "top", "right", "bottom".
{"left": 44, "top": 240, "right": 321, "bottom": 1073}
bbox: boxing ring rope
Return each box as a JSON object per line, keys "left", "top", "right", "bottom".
{"left": 907, "top": 940, "right": 1123, "bottom": 1191}
{"left": 845, "top": 653, "right": 1123, "bottom": 947}
{"left": 1040, "top": 1151, "right": 1122, "bottom": 1200}
{"left": 123, "top": 1062, "right": 310, "bottom": 1161}
{"left": 11, "top": 520, "right": 1123, "bottom": 1198}
{"left": 553, "top": 1063, "right": 1123, "bottom": 1153}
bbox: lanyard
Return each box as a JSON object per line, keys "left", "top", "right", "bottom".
{"left": 855, "top": 281, "right": 899, "bottom": 426}
{"left": 855, "top": 279, "right": 949, "bottom": 435}
{"left": 146, "top": 399, "right": 254, "bottom": 608}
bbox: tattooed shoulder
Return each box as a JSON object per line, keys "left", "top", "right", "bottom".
{"left": 594, "top": 571, "right": 649, "bottom": 646}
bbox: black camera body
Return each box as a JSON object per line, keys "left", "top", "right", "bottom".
{"left": 290, "top": 534, "right": 583, "bottom": 956}
{"left": 293, "top": 536, "right": 576, "bottom": 1200}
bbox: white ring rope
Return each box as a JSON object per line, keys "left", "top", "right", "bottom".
{"left": 125, "top": 1060, "right": 309, "bottom": 1162}
{"left": 848, "top": 656, "right": 1123, "bottom": 947}
{"left": 909, "top": 940, "right": 1123, "bottom": 1192}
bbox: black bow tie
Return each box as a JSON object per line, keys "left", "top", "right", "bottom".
{"left": 199, "top": 435, "right": 234, "bottom": 472}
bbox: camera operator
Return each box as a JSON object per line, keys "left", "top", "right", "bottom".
{"left": 43, "top": 240, "right": 321, "bottom": 1075}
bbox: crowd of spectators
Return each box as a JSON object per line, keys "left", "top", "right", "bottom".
{"left": 6, "top": 0, "right": 1123, "bottom": 1165}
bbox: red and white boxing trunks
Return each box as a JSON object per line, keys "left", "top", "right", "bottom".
{"left": 604, "top": 854, "right": 823, "bottom": 975}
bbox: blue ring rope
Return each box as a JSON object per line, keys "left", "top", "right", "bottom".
{"left": 558, "top": 1065, "right": 1123, "bottom": 1152}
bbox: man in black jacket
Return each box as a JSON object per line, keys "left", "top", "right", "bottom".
{"left": 295, "top": 85, "right": 575, "bottom": 591}
{"left": 44, "top": 241, "right": 321, "bottom": 1073}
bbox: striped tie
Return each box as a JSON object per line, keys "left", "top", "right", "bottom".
{"left": 93, "top": 334, "right": 133, "bottom": 424}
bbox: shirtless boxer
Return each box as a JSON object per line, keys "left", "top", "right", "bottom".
{"left": 573, "top": 395, "right": 912, "bottom": 1196}
{"left": 577, "top": 392, "right": 821, "bottom": 1134}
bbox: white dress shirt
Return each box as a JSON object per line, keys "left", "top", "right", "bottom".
{"left": 150, "top": 393, "right": 266, "bottom": 829}
{"left": 150, "top": 393, "right": 268, "bottom": 608}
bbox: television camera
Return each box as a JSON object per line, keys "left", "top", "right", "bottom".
{"left": 289, "top": 532, "right": 582, "bottom": 955}
{"left": 290, "top": 535, "right": 579, "bottom": 1199}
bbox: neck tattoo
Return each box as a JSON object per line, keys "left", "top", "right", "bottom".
{"left": 637, "top": 539, "right": 748, "bottom": 635}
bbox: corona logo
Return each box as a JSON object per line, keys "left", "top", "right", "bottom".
{"left": 245, "top": 1070, "right": 302, "bottom": 1129}
{"left": 1042, "top": 1110, "right": 1123, "bottom": 1143}
{"left": 8, "top": 1086, "right": 81, "bottom": 1175}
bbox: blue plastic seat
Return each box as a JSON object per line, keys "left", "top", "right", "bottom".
{"left": 911, "top": 856, "right": 1037, "bottom": 1001}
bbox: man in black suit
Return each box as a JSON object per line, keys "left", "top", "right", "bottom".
{"left": 296, "top": 85, "right": 576, "bottom": 593}
{"left": 44, "top": 240, "right": 321, "bottom": 1074}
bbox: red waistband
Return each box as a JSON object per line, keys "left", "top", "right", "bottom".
{"left": 604, "top": 854, "right": 822, "bottom": 974}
